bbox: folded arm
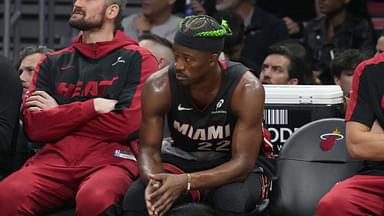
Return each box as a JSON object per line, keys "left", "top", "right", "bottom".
{"left": 347, "top": 120, "right": 384, "bottom": 161}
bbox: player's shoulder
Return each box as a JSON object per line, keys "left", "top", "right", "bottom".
{"left": 145, "top": 65, "right": 170, "bottom": 91}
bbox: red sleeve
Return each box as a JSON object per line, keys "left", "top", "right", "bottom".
{"left": 22, "top": 56, "right": 99, "bottom": 142}
{"left": 346, "top": 58, "right": 376, "bottom": 127}
{"left": 23, "top": 100, "right": 99, "bottom": 142}
{"left": 72, "top": 52, "right": 158, "bottom": 142}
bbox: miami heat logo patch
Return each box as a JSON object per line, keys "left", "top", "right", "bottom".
{"left": 319, "top": 128, "right": 344, "bottom": 151}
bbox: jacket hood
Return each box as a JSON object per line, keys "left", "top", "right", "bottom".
{"left": 72, "top": 30, "right": 138, "bottom": 59}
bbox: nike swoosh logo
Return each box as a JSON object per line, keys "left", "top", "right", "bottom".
{"left": 178, "top": 104, "right": 193, "bottom": 111}
{"left": 112, "top": 57, "right": 126, "bottom": 66}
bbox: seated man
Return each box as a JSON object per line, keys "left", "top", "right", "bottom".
{"left": 0, "top": 0, "right": 158, "bottom": 215}
{"left": 260, "top": 42, "right": 313, "bottom": 85}
{"left": 330, "top": 49, "right": 368, "bottom": 113}
{"left": 15, "top": 45, "right": 53, "bottom": 169}
{"left": 123, "top": 15, "right": 274, "bottom": 216}
{"left": 18, "top": 45, "right": 53, "bottom": 99}
{"left": 316, "top": 45, "right": 384, "bottom": 216}
{"left": 376, "top": 30, "right": 384, "bottom": 55}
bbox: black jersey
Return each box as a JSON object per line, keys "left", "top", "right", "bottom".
{"left": 346, "top": 54, "right": 384, "bottom": 176}
{"left": 166, "top": 61, "right": 247, "bottom": 157}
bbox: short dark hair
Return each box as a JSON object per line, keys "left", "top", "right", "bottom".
{"left": 17, "top": 45, "right": 52, "bottom": 69}
{"left": 139, "top": 33, "right": 173, "bottom": 50}
{"left": 331, "top": 49, "right": 368, "bottom": 78}
{"left": 265, "top": 42, "right": 313, "bottom": 84}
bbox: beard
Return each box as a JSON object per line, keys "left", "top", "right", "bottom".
{"left": 68, "top": 8, "right": 105, "bottom": 31}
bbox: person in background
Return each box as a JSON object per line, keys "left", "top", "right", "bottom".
{"left": 139, "top": 33, "right": 174, "bottom": 69}
{"left": 316, "top": 46, "right": 384, "bottom": 216}
{"left": 215, "top": 0, "right": 289, "bottom": 75}
{"left": 14, "top": 45, "right": 53, "bottom": 170}
{"left": 122, "top": 0, "right": 182, "bottom": 42}
{"left": 303, "top": 0, "right": 376, "bottom": 84}
{"left": 0, "top": 0, "right": 158, "bottom": 215}
{"left": 17, "top": 45, "right": 53, "bottom": 99}
{"left": 258, "top": 0, "right": 317, "bottom": 39}
{"left": 123, "top": 15, "right": 274, "bottom": 216}
{"left": 0, "top": 54, "right": 22, "bottom": 179}
{"left": 331, "top": 49, "right": 368, "bottom": 103}
{"left": 375, "top": 30, "right": 384, "bottom": 55}
{"left": 260, "top": 42, "right": 313, "bottom": 85}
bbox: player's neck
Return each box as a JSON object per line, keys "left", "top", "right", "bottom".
{"left": 188, "top": 65, "right": 222, "bottom": 110}
{"left": 191, "top": 65, "right": 222, "bottom": 93}
{"left": 82, "top": 26, "right": 115, "bottom": 44}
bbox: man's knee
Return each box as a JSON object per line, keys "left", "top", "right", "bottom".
{"left": 0, "top": 175, "right": 34, "bottom": 214}
{"left": 0, "top": 174, "right": 32, "bottom": 201}
{"left": 122, "top": 179, "right": 147, "bottom": 213}
{"left": 76, "top": 185, "right": 118, "bottom": 215}
{"left": 212, "top": 183, "right": 258, "bottom": 214}
{"left": 317, "top": 189, "right": 349, "bottom": 216}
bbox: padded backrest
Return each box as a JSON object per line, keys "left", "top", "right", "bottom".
{"left": 270, "top": 118, "right": 363, "bottom": 216}
{"left": 278, "top": 118, "right": 352, "bottom": 162}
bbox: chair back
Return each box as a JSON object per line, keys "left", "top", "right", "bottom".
{"left": 270, "top": 118, "right": 363, "bottom": 216}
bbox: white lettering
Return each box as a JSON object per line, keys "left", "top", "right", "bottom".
{"left": 268, "top": 127, "right": 279, "bottom": 143}
{"left": 173, "top": 120, "right": 189, "bottom": 135}
{"left": 193, "top": 129, "right": 206, "bottom": 140}
{"left": 197, "top": 142, "right": 212, "bottom": 151}
{"left": 277, "top": 144, "right": 283, "bottom": 151}
{"left": 216, "top": 140, "right": 231, "bottom": 151}
{"left": 267, "top": 127, "right": 300, "bottom": 144}
{"left": 225, "top": 124, "right": 230, "bottom": 138}
{"left": 208, "top": 125, "right": 223, "bottom": 139}
{"left": 280, "top": 128, "right": 293, "bottom": 143}
{"left": 197, "top": 140, "right": 231, "bottom": 151}
{"left": 173, "top": 121, "right": 231, "bottom": 141}
{"left": 188, "top": 125, "right": 194, "bottom": 138}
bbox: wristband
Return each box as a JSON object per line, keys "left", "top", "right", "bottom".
{"left": 186, "top": 173, "right": 191, "bottom": 191}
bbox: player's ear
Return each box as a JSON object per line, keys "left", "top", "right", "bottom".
{"left": 209, "top": 53, "right": 219, "bottom": 66}
{"left": 106, "top": 3, "right": 119, "bottom": 20}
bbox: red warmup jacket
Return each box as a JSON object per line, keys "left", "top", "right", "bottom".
{"left": 22, "top": 31, "right": 158, "bottom": 166}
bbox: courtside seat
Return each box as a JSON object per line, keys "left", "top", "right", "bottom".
{"left": 270, "top": 118, "right": 363, "bottom": 216}
{"left": 45, "top": 209, "right": 74, "bottom": 216}
{"left": 166, "top": 198, "right": 269, "bottom": 216}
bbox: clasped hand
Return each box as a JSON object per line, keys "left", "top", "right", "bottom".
{"left": 145, "top": 173, "right": 188, "bottom": 216}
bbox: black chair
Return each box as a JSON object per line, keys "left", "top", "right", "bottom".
{"left": 167, "top": 199, "right": 269, "bottom": 216}
{"left": 270, "top": 118, "right": 363, "bottom": 216}
{"left": 45, "top": 209, "right": 75, "bottom": 216}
